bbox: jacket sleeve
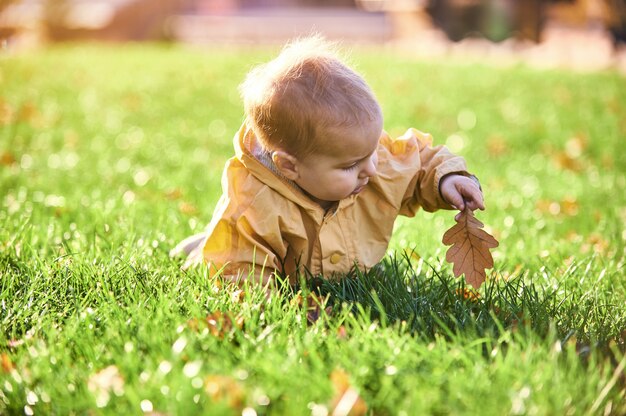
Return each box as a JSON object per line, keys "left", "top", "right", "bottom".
{"left": 379, "top": 128, "right": 470, "bottom": 216}
{"left": 200, "top": 161, "right": 288, "bottom": 285}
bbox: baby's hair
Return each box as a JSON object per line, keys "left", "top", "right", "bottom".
{"left": 239, "top": 35, "right": 382, "bottom": 158}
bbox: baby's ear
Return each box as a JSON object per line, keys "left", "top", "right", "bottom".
{"left": 272, "top": 151, "right": 299, "bottom": 180}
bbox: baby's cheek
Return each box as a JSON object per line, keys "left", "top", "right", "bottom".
{"left": 334, "top": 178, "right": 353, "bottom": 195}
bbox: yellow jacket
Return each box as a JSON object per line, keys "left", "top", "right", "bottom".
{"left": 179, "top": 124, "right": 469, "bottom": 283}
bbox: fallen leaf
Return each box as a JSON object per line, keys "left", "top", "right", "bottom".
{"left": 565, "top": 135, "right": 587, "bottom": 159}
{"left": 535, "top": 199, "right": 561, "bottom": 216}
{"left": 402, "top": 248, "right": 421, "bottom": 261}
{"left": 87, "top": 365, "right": 124, "bottom": 407}
{"left": 1, "top": 353, "right": 13, "bottom": 373}
{"left": 560, "top": 196, "right": 579, "bottom": 216}
{"left": 536, "top": 197, "right": 578, "bottom": 217}
{"left": 190, "top": 311, "right": 244, "bottom": 339}
{"left": 307, "top": 305, "right": 333, "bottom": 324}
{"left": 0, "top": 152, "right": 16, "bottom": 166}
{"left": 336, "top": 326, "right": 348, "bottom": 339}
{"left": 329, "top": 369, "right": 367, "bottom": 416}
{"left": 486, "top": 134, "right": 508, "bottom": 157}
{"left": 204, "top": 375, "right": 245, "bottom": 408}
{"left": 291, "top": 292, "right": 332, "bottom": 324}
{"left": 18, "top": 102, "right": 40, "bottom": 125}
{"left": 0, "top": 100, "right": 14, "bottom": 125}
{"left": 179, "top": 201, "right": 198, "bottom": 215}
{"left": 165, "top": 188, "right": 183, "bottom": 200}
{"left": 455, "top": 287, "right": 480, "bottom": 301}
{"left": 582, "top": 233, "right": 609, "bottom": 255}
{"left": 230, "top": 289, "right": 245, "bottom": 303}
{"left": 554, "top": 151, "right": 583, "bottom": 172}
{"left": 442, "top": 209, "right": 499, "bottom": 288}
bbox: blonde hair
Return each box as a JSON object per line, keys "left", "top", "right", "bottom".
{"left": 239, "top": 35, "right": 382, "bottom": 158}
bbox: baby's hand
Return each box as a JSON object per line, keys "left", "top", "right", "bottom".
{"left": 440, "top": 174, "right": 485, "bottom": 217}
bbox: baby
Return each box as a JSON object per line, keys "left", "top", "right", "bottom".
{"left": 171, "top": 36, "right": 484, "bottom": 284}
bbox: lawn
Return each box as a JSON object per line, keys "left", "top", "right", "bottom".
{"left": 1, "top": 43, "right": 625, "bottom": 415}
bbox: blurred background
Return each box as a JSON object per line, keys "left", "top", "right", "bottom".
{"left": 1, "top": 0, "right": 625, "bottom": 71}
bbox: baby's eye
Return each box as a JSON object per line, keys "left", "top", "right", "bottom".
{"left": 342, "top": 163, "right": 358, "bottom": 171}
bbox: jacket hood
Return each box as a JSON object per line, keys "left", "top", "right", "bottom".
{"left": 233, "top": 124, "right": 329, "bottom": 214}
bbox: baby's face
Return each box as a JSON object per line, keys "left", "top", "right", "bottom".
{"left": 293, "top": 120, "right": 381, "bottom": 208}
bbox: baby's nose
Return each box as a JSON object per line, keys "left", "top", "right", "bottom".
{"left": 361, "top": 157, "right": 377, "bottom": 178}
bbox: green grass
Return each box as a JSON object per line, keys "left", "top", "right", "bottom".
{"left": 1, "top": 43, "right": 625, "bottom": 415}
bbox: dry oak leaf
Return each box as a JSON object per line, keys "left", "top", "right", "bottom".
{"left": 1, "top": 353, "right": 13, "bottom": 373}
{"left": 329, "top": 369, "right": 368, "bottom": 416}
{"left": 204, "top": 375, "right": 245, "bottom": 409}
{"left": 442, "top": 209, "right": 499, "bottom": 288}
{"left": 206, "top": 311, "right": 244, "bottom": 339}
{"left": 290, "top": 291, "right": 332, "bottom": 324}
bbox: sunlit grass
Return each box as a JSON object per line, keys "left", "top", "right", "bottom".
{"left": 1, "top": 43, "right": 625, "bottom": 415}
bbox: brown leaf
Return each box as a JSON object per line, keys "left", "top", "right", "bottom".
{"left": 560, "top": 196, "right": 579, "bottom": 216}
{"left": 307, "top": 305, "right": 333, "bottom": 324}
{"left": 329, "top": 369, "right": 368, "bottom": 416}
{"left": 179, "top": 201, "right": 198, "bottom": 215}
{"left": 165, "top": 188, "right": 183, "bottom": 200}
{"left": 291, "top": 292, "right": 332, "bottom": 324}
{"left": 336, "top": 326, "right": 348, "bottom": 339}
{"left": 556, "top": 154, "right": 581, "bottom": 171}
{"left": 582, "top": 233, "right": 609, "bottom": 255}
{"left": 535, "top": 199, "right": 561, "bottom": 216}
{"left": 442, "top": 210, "right": 499, "bottom": 288}
{"left": 486, "top": 134, "right": 508, "bottom": 157}
{"left": 455, "top": 288, "right": 480, "bottom": 301}
{"left": 1, "top": 353, "right": 13, "bottom": 373}
{"left": 0, "top": 152, "right": 16, "bottom": 166}
{"left": 403, "top": 248, "right": 421, "bottom": 261}
{"left": 203, "top": 311, "right": 244, "bottom": 339}
{"left": 230, "top": 289, "right": 245, "bottom": 303}
{"left": 204, "top": 375, "right": 245, "bottom": 409}
{"left": 565, "top": 135, "right": 587, "bottom": 158}
{"left": 18, "top": 102, "right": 40, "bottom": 125}
{"left": 0, "top": 100, "right": 14, "bottom": 125}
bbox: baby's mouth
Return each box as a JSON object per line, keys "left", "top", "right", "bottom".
{"left": 352, "top": 181, "right": 369, "bottom": 194}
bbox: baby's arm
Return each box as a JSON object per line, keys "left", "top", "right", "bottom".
{"left": 169, "top": 232, "right": 208, "bottom": 269}
{"left": 439, "top": 173, "right": 485, "bottom": 215}
{"left": 170, "top": 232, "right": 207, "bottom": 257}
